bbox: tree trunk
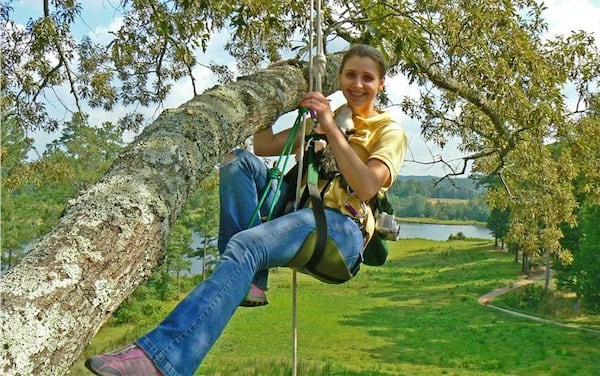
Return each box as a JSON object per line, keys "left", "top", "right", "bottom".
{"left": 0, "top": 55, "right": 342, "bottom": 375}
{"left": 544, "top": 248, "right": 551, "bottom": 292}
{"left": 202, "top": 245, "right": 206, "bottom": 281}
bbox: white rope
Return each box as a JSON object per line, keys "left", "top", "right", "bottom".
{"left": 291, "top": 0, "right": 313, "bottom": 373}
{"left": 313, "top": 0, "right": 326, "bottom": 93}
{"left": 291, "top": 1, "right": 326, "bottom": 375}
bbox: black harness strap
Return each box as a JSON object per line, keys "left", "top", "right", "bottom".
{"left": 305, "top": 141, "right": 328, "bottom": 269}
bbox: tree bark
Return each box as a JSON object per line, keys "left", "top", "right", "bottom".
{"left": 0, "top": 55, "right": 342, "bottom": 375}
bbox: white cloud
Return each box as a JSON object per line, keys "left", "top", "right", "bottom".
{"left": 543, "top": 0, "right": 600, "bottom": 43}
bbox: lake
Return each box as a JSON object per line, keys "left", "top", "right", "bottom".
{"left": 191, "top": 223, "right": 493, "bottom": 250}
{"left": 186, "top": 222, "right": 493, "bottom": 274}
{"left": 398, "top": 222, "right": 493, "bottom": 241}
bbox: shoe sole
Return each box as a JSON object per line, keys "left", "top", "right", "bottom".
{"left": 84, "top": 359, "right": 106, "bottom": 376}
{"left": 239, "top": 299, "right": 268, "bottom": 307}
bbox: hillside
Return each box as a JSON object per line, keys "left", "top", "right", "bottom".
{"left": 395, "top": 175, "right": 486, "bottom": 200}
{"left": 391, "top": 176, "right": 489, "bottom": 221}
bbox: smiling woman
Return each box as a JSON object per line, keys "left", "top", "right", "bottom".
{"left": 83, "top": 44, "right": 408, "bottom": 376}
{"left": 338, "top": 55, "right": 386, "bottom": 118}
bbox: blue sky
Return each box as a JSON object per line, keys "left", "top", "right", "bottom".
{"left": 10, "top": 0, "right": 600, "bottom": 176}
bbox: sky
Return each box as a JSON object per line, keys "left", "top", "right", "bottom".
{"left": 10, "top": 0, "right": 600, "bottom": 176}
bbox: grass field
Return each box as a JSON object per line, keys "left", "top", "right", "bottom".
{"left": 72, "top": 239, "right": 600, "bottom": 375}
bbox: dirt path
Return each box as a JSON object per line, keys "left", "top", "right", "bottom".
{"left": 478, "top": 273, "right": 600, "bottom": 335}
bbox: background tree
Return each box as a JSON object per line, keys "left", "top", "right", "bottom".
{"left": 183, "top": 173, "right": 220, "bottom": 279}
{"left": 157, "top": 223, "right": 193, "bottom": 299}
{"left": 555, "top": 99, "right": 600, "bottom": 312}
{"left": 1, "top": 113, "right": 125, "bottom": 271}
{"left": 1, "top": 113, "right": 34, "bottom": 269}
{"left": 45, "top": 114, "right": 125, "bottom": 190}
{"left": 487, "top": 208, "right": 510, "bottom": 249}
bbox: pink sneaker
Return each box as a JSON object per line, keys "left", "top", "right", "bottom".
{"left": 239, "top": 284, "right": 268, "bottom": 307}
{"left": 85, "top": 343, "right": 162, "bottom": 376}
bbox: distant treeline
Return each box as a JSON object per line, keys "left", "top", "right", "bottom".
{"left": 388, "top": 176, "right": 489, "bottom": 222}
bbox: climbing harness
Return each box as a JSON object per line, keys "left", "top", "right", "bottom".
{"left": 249, "top": 108, "right": 362, "bottom": 284}
{"left": 284, "top": 136, "right": 362, "bottom": 283}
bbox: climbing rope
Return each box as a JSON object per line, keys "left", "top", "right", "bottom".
{"left": 292, "top": 0, "right": 326, "bottom": 374}
{"left": 247, "top": 111, "right": 305, "bottom": 227}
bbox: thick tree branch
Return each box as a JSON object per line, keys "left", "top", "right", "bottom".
{"left": 0, "top": 55, "right": 342, "bottom": 376}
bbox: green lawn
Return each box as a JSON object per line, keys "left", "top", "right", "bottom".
{"left": 73, "top": 239, "right": 600, "bottom": 375}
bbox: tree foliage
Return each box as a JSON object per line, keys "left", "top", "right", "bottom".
{"left": 1, "top": 0, "right": 309, "bottom": 131}
{"left": 0, "top": 113, "right": 126, "bottom": 271}
{"left": 554, "top": 99, "right": 600, "bottom": 311}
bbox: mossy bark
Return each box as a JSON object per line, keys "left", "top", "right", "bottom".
{"left": 0, "top": 55, "right": 342, "bottom": 376}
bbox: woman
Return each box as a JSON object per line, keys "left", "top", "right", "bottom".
{"left": 86, "top": 44, "right": 407, "bottom": 376}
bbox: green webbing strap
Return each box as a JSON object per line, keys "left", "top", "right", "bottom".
{"left": 248, "top": 108, "right": 308, "bottom": 227}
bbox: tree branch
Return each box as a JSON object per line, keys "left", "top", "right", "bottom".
{"left": 413, "top": 55, "right": 510, "bottom": 144}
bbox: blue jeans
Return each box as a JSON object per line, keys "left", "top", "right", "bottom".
{"left": 137, "top": 149, "right": 363, "bottom": 376}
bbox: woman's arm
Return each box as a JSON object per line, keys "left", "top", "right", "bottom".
{"left": 253, "top": 127, "right": 297, "bottom": 156}
{"left": 300, "top": 92, "right": 390, "bottom": 201}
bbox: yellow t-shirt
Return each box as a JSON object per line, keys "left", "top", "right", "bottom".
{"left": 320, "top": 106, "right": 407, "bottom": 242}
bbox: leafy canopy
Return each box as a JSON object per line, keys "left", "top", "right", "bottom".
{"left": 2, "top": 0, "right": 599, "bottom": 262}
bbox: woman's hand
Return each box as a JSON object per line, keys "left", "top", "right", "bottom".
{"left": 255, "top": 92, "right": 333, "bottom": 156}
{"left": 299, "top": 92, "right": 336, "bottom": 133}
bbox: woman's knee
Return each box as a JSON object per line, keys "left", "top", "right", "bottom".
{"left": 221, "top": 149, "right": 256, "bottom": 167}
{"left": 221, "top": 149, "right": 262, "bottom": 176}
{"left": 221, "top": 234, "right": 261, "bottom": 268}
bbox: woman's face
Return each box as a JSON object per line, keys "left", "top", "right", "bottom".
{"left": 339, "top": 56, "right": 385, "bottom": 118}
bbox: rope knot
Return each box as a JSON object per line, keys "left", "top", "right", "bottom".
{"left": 267, "top": 168, "right": 282, "bottom": 180}
{"left": 312, "top": 54, "right": 327, "bottom": 78}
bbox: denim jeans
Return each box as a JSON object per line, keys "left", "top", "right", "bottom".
{"left": 137, "top": 149, "right": 363, "bottom": 376}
